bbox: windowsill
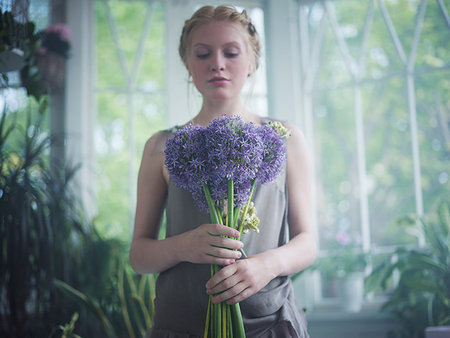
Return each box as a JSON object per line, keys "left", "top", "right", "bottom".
{"left": 305, "top": 303, "right": 399, "bottom": 338}
{"left": 306, "top": 302, "right": 386, "bottom": 321}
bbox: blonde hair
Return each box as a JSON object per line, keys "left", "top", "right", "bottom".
{"left": 179, "top": 5, "right": 261, "bottom": 73}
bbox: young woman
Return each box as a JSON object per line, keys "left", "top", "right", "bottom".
{"left": 129, "top": 5, "right": 317, "bottom": 337}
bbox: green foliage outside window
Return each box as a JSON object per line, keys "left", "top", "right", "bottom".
{"left": 309, "top": 0, "right": 449, "bottom": 250}
{"left": 90, "top": 0, "right": 449, "bottom": 307}
{"left": 94, "top": 1, "right": 166, "bottom": 240}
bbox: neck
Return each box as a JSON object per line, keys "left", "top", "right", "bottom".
{"left": 193, "top": 99, "right": 257, "bottom": 126}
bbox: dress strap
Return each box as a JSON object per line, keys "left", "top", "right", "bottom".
{"left": 166, "top": 125, "right": 183, "bottom": 134}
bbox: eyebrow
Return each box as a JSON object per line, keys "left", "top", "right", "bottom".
{"left": 192, "top": 42, "right": 243, "bottom": 49}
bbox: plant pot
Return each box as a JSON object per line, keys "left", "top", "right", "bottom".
{"left": 0, "top": 48, "right": 25, "bottom": 72}
{"left": 425, "top": 326, "right": 450, "bottom": 338}
{"left": 338, "top": 272, "right": 364, "bottom": 312}
{"left": 37, "top": 51, "right": 66, "bottom": 91}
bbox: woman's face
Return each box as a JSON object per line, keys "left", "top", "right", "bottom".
{"left": 185, "top": 20, "right": 253, "bottom": 103}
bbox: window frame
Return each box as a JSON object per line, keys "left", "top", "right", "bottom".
{"left": 291, "top": 0, "right": 450, "bottom": 312}
{"left": 63, "top": 0, "right": 450, "bottom": 318}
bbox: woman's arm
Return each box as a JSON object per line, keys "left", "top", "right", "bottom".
{"left": 129, "top": 132, "right": 244, "bottom": 275}
{"left": 205, "top": 124, "right": 318, "bottom": 304}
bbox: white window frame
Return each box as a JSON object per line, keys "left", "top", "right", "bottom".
{"left": 65, "top": 0, "right": 96, "bottom": 219}
{"left": 289, "top": 0, "right": 450, "bottom": 317}
{"left": 64, "top": 2, "right": 449, "bottom": 332}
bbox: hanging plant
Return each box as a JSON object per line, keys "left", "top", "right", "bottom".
{"left": 34, "top": 23, "right": 72, "bottom": 91}
{"left": 0, "top": 10, "right": 39, "bottom": 76}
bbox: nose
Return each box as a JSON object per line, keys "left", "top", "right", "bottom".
{"left": 210, "top": 52, "right": 225, "bottom": 72}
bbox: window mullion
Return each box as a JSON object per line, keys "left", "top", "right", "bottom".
{"left": 103, "top": 0, "right": 130, "bottom": 79}
{"left": 354, "top": 86, "right": 371, "bottom": 253}
{"left": 378, "top": 0, "right": 407, "bottom": 65}
{"left": 130, "top": 1, "right": 154, "bottom": 83}
{"left": 437, "top": 0, "right": 450, "bottom": 28}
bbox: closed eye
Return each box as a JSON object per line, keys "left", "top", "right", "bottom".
{"left": 196, "top": 53, "right": 210, "bottom": 59}
{"left": 225, "top": 52, "right": 239, "bottom": 58}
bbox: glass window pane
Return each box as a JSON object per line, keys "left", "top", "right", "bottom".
{"left": 95, "top": 92, "right": 130, "bottom": 238}
{"left": 95, "top": 1, "right": 126, "bottom": 87}
{"left": 300, "top": 0, "right": 450, "bottom": 306}
{"left": 136, "top": 2, "right": 165, "bottom": 90}
{"left": 314, "top": 88, "right": 361, "bottom": 248}
{"left": 417, "top": 72, "right": 450, "bottom": 211}
{"left": 364, "top": 79, "right": 416, "bottom": 246}
{"left": 94, "top": 0, "right": 166, "bottom": 239}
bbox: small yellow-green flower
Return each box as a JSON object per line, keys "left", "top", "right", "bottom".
{"left": 240, "top": 202, "right": 260, "bottom": 234}
{"left": 267, "top": 121, "right": 291, "bottom": 139}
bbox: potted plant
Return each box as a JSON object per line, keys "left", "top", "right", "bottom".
{"left": 0, "top": 9, "right": 48, "bottom": 102}
{"left": 35, "top": 23, "right": 71, "bottom": 91}
{"left": 0, "top": 10, "right": 39, "bottom": 73}
{"left": 316, "top": 231, "right": 369, "bottom": 312}
{"left": 0, "top": 102, "right": 156, "bottom": 337}
{"left": 365, "top": 199, "right": 450, "bottom": 338}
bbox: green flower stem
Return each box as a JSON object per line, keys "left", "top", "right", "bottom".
{"left": 217, "top": 208, "right": 224, "bottom": 225}
{"left": 203, "top": 183, "right": 222, "bottom": 337}
{"left": 231, "top": 303, "right": 246, "bottom": 337}
{"left": 233, "top": 206, "right": 241, "bottom": 229}
{"left": 227, "top": 305, "right": 232, "bottom": 338}
{"left": 227, "top": 179, "right": 234, "bottom": 229}
{"left": 202, "top": 182, "right": 246, "bottom": 338}
{"left": 203, "top": 184, "right": 220, "bottom": 225}
{"left": 222, "top": 302, "right": 227, "bottom": 337}
{"left": 237, "top": 179, "right": 256, "bottom": 238}
{"left": 204, "top": 296, "right": 212, "bottom": 338}
{"left": 215, "top": 302, "right": 222, "bottom": 338}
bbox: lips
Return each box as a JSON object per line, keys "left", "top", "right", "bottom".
{"left": 208, "top": 76, "right": 229, "bottom": 85}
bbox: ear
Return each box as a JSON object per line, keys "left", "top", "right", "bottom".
{"left": 247, "top": 60, "right": 255, "bottom": 77}
{"left": 184, "top": 57, "right": 190, "bottom": 73}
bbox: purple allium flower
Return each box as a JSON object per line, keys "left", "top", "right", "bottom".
{"left": 256, "top": 124, "right": 287, "bottom": 184}
{"left": 164, "top": 116, "right": 288, "bottom": 212}
{"left": 204, "top": 116, "right": 263, "bottom": 206}
{"left": 164, "top": 124, "right": 209, "bottom": 195}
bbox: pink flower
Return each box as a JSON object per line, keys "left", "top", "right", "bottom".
{"left": 46, "top": 23, "right": 71, "bottom": 42}
{"left": 336, "top": 231, "right": 351, "bottom": 246}
{"left": 37, "top": 46, "right": 47, "bottom": 56}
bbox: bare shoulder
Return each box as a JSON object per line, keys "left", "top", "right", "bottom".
{"left": 143, "top": 130, "right": 172, "bottom": 156}
{"left": 140, "top": 130, "right": 172, "bottom": 184}
{"left": 283, "top": 122, "right": 312, "bottom": 180}
{"left": 281, "top": 122, "right": 307, "bottom": 150}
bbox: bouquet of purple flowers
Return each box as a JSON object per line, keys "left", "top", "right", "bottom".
{"left": 165, "top": 115, "right": 289, "bottom": 338}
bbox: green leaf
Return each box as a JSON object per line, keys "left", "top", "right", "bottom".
{"left": 365, "top": 257, "right": 398, "bottom": 291}
{"left": 53, "top": 279, "right": 118, "bottom": 338}
{"left": 437, "top": 200, "right": 450, "bottom": 238}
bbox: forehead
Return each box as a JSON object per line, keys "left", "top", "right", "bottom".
{"left": 189, "top": 20, "right": 248, "bottom": 48}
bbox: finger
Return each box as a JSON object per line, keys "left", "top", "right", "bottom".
{"left": 207, "top": 247, "right": 242, "bottom": 260}
{"left": 205, "top": 264, "right": 237, "bottom": 290}
{"left": 208, "top": 256, "right": 237, "bottom": 266}
{"left": 212, "top": 282, "right": 249, "bottom": 304}
{"left": 225, "top": 287, "right": 254, "bottom": 305}
{"left": 207, "top": 270, "right": 241, "bottom": 295}
{"left": 207, "top": 224, "right": 240, "bottom": 238}
{"left": 210, "top": 236, "right": 243, "bottom": 251}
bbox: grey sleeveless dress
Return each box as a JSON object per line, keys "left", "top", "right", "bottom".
{"left": 150, "top": 121, "right": 309, "bottom": 338}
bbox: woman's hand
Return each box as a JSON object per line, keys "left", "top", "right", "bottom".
{"left": 181, "top": 224, "right": 244, "bottom": 266}
{"left": 205, "top": 254, "right": 276, "bottom": 305}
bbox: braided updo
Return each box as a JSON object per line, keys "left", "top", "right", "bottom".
{"left": 179, "top": 5, "right": 261, "bottom": 73}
